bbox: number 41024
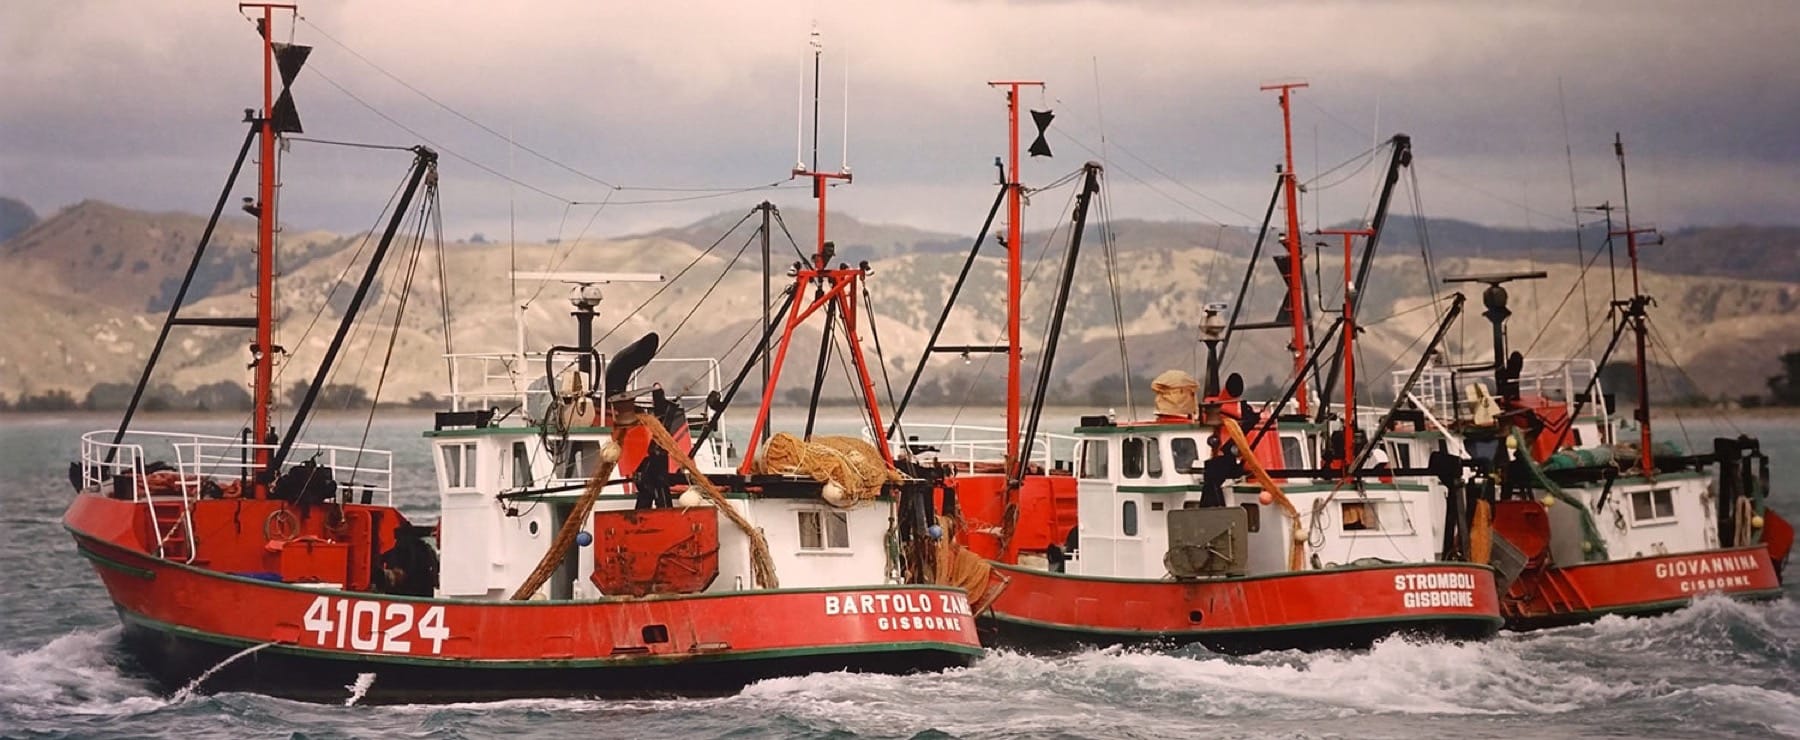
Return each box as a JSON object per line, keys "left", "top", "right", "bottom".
{"left": 303, "top": 596, "right": 449, "bottom": 654}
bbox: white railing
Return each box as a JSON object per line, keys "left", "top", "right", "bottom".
{"left": 78, "top": 430, "right": 396, "bottom": 562}
{"left": 887, "top": 423, "right": 1078, "bottom": 474}
{"left": 1398, "top": 358, "right": 1605, "bottom": 427}
{"left": 444, "top": 352, "right": 725, "bottom": 421}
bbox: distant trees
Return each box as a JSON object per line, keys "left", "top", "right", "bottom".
{"left": 1764, "top": 350, "right": 1800, "bottom": 407}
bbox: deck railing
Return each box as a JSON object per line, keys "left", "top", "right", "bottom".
{"left": 887, "top": 423, "right": 1078, "bottom": 474}
{"left": 78, "top": 429, "right": 396, "bottom": 562}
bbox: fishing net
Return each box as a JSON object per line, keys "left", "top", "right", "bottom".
{"left": 757, "top": 432, "right": 898, "bottom": 505}
{"left": 933, "top": 516, "right": 993, "bottom": 604}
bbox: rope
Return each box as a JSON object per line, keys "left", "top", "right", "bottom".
{"left": 511, "top": 417, "right": 627, "bottom": 600}
{"left": 639, "top": 414, "right": 779, "bottom": 589}
{"left": 1219, "top": 417, "right": 1304, "bottom": 571}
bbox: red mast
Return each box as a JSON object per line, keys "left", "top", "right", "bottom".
{"left": 1319, "top": 228, "right": 1371, "bottom": 476}
{"left": 740, "top": 27, "right": 888, "bottom": 472}
{"left": 242, "top": 2, "right": 294, "bottom": 498}
{"left": 988, "top": 81, "right": 1042, "bottom": 476}
{"left": 1261, "top": 82, "right": 1310, "bottom": 415}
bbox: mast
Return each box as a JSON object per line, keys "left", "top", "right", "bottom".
{"left": 989, "top": 80, "right": 1043, "bottom": 475}
{"left": 242, "top": 2, "right": 295, "bottom": 498}
{"left": 742, "top": 25, "right": 885, "bottom": 470}
{"left": 1261, "top": 82, "right": 1310, "bottom": 415}
{"left": 1318, "top": 228, "right": 1371, "bottom": 476}
{"left": 1611, "top": 133, "right": 1657, "bottom": 477}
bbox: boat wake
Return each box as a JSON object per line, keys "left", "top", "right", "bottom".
{"left": 0, "top": 627, "right": 163, "bottom": 721}
{"left": 1, "top": 593, "right": 1792, "bottom": 737}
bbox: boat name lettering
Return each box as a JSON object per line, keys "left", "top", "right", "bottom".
{"left": 823, "top": 592, "right": 972, "bottom": 624}
{"left": 1653, "top": 554, "right": 1759, "bottom": 580}
{"left": 1654, "top": 553, "right": 1762, "bottom": 594}
{"left": 303, "top": 596, "right": 450, "bottom": 654}
{"left": 1393, "top": 571, "right": 1477, "bottom": 609}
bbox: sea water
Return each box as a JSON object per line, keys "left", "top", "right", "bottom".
{"left": 4, "top": 410, "right": 1797, "bottom": 739}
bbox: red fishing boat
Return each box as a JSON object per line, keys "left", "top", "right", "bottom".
{"left": 1402, "top": 135, "right": 1791, "bottom": 629}
{"left": 885, "top": 82, "right": 1502, "bottom": 652}
{"left": 63, "top": 9, "right": 976, "bottom": 703}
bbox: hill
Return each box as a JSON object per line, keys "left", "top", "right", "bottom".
{"left": 2, "top": 202, "right": 1796, "bottom": 412}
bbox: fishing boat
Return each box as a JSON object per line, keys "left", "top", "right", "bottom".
{"left": 885, "top": 83, "right": 1502, "bottom": 652}
{"left": 62, "top": 8, "right": 977, "bottom": 703}
{"left": 1399, "top": 135, "right": 1792, "bottom": 629}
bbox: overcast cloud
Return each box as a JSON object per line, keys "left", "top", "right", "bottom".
{"left": 4, "top": 0, "right": 1798, "bottom": 241}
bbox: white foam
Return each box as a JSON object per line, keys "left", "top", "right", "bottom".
{"left": 0, "top": 627, "right": 164, "bottom": 719}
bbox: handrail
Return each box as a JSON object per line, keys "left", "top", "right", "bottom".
{"left": 887, "top": 422, "right": 1077, "bottom": 473}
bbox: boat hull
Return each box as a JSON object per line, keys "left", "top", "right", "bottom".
{"left": 981, "top": 560, "right": 1502, "bottom": 654}
{"left": 1501, "top": 545, "right": 1784, "bottom": 630}
{"left": 66, "top": 494, "right": 981, "bottom": 703}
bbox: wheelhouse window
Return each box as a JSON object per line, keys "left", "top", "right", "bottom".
{"left": 557, "top": 440, "right": 602, "bottom": 481}
{"left": 1630, "top": 488, "right": 1677, "bottom": 524}
{"left": 1280, "top": 435, "right": 1306, "bottom": 469}
{"left": 1171, "top": 436, "right": 1202, "bottom": 474}
{"left": 1122, "top": 437, "right": 1161, "bottom": 479}
{"left": 798, "top": 510, "right": 850, "bottom": 550}
{"left": 440, "top": 442, "right": 477, "bottom": 490}
{"left": 1079, "top": 440, "right": 1110, "bottom": 479}
{"left": 511, "top": 441, "right": 533, "bottom": 488}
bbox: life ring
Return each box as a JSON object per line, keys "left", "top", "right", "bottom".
{"left": 264, "top": 508, "right": 301, "bottom": 542}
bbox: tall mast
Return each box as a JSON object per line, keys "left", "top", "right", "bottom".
{"left": 243, "top": 2, "right": 294, "bottom": 498}
{"left": 988, "top": 80, "right": 1042, "bottom": 474}
{"left": 1261, "top": 82, "right": 1310, "bottom": 415}
{"left": 1319, "top": 228, "right": 1371, "bottom": 476}
{"left": 1611, "top": 133, "right": 1657, "bottom": 477}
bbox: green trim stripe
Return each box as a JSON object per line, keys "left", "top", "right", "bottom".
{"left": 77, "top": 544, "right": 156, "bottom": 580}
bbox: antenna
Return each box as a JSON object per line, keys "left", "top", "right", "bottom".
{"left": 790, "top": 22, "right": 851, "bottom": 261}
{"left": 842, "top": 45, "right": 850, "bottom": 171}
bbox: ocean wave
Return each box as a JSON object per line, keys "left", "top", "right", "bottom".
{"left": 0, "top": 627, "right": 164, "bottom": 720}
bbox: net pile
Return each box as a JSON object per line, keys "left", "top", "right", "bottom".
{"left": 933, "top": 516, "right": 994, "bottom": 604}
{"left": 757, "top": 432, "right": 899, "bottom": 505}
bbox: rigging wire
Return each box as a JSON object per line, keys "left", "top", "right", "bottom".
{"left": 1096, "top": 177, "right": 1136, "bottom": 417}
{"left": 594, "top": 208, "right": 758, "bottom": 347}
{"left": 299, "top": 16, "right": 801, "bottom": 198}
{"left": 664, "top": 228, "right": 761, "bottom": 348}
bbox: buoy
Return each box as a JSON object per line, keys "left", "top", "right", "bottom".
{"left": 927, "top": 524, "right": 944, "bottom": 539}
{"left": 1752, "top": 515, "right": 1765, "bottom": 529}
{"left": 575, "top": 531, "right": 593, "bottom": 547}
{"left": 678, "top": 488, "right": 704, "bottom": 508}
{"left": 598, "top": 442, "right": 622, "bottom": 465}
{"left": 1505, "top": 434, "right": 1518, "bottom": 450}
{"left": 1581, "top": 540, "right": 1593, "bottom": 553}
{"left": 1258, "top": 491, "right": 1274, "bottom": 506}
{"left": 822, "top": 481, "right": 847, "bottom": 505}
{"left": 1293, "top": 527, "right": 1308, "bottom": 543}
{"left": 1540, "top": 495, "right": 1556, "bottom": 508}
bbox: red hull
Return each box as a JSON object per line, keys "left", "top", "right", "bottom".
{"left": 982, "top": 561, "right": 1502, "bottom": 654}
{"left": 1501, "top": 545, "right": 1784, "bottom": 630}
{"left": 65, "top": 493, "right": 980, "bottom": 702}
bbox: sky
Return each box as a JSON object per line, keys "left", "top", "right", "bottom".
{"left": 4, "top": 0, "right": 1799, "bottom": 242}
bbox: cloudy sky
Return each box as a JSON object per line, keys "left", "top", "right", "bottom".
{"left": 5, "top": 1, "right": 1798, "bottom": 242}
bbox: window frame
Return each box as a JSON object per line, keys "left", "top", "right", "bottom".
{"left": 1079, "top": 439, "right": 1110, "bottom": 480}
{"left": 797, "top": 509, "right": 851, "bottom": 551}
{"left": 1628, "top": 488, "right": 1678, "bottom": 525}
